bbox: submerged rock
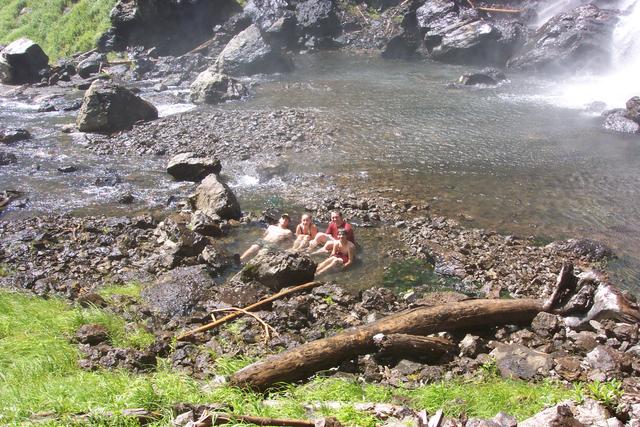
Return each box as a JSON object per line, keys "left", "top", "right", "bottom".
{"left": 0, "top": 128, "right": 31, "bottom": 144}
{"left": 76, "top": 80, "right": 158, "bottom": 133}
{"left": 458, "top": 68, "right": 506, "bottom": 86}
{"left": 0, "top": 151, "right": 17, "bottom": 166}
{"left": 167, "top": 152, "right": 222, "bottom": 182}
{"left": 508, "top": 4, "right": 618, "bottom": 73}
{"left": 215, "top": 24, "right": 293, "bottom": 76}
{"left": 546, "top": 238, "right": 613, "bottom": 261}
{"left": 192, "top": 174, "right": 242, "bottom": 220}
{"left": 0, "top": 38, "right": 49, "bottom": 84}
{"left": 189, "top": 70, "right": 248, "bottom": 104}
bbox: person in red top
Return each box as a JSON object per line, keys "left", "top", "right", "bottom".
{"left": 315, "top": 228, "right": 356, "bottom": 276}
{"left": 309, "top": 210, "right": 355, "bottom": 253}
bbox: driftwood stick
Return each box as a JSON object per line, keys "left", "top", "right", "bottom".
{"left": 373, "top": 333, "right": 454, "bottom": 362}
{"left": 192, "top": 412, "right": 316, "bottom": 427}
{"left": 477, "top": 6, "right": 522, "bottom": 13}
{"left": 209, "top": 307, "right": 277, "bottom": 343}
{"left": 176, "top": 281, "right": 322, "bottom": 341}
{"left": 187, "top": 37, "right": 217, "bottom": 55}
{"left": 231, "top": 298, "right": 545, "bottom": 391}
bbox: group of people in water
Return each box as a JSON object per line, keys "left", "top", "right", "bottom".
{"left": 240, "top": 210, "right": 356, "bottom": 276}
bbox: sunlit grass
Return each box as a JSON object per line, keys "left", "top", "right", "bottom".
{"left": 0, "top": 0, "right": 117, "bottom": 59}
{"left": 0, "top": 289, "right": 586, "bottom": 425}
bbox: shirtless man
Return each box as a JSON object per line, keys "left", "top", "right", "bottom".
{"left": 240, "top": 214, "right": 293, "bottom": 261}
{"left": 315, "top": 228, "right": 356, "bottom": 276}
{"left": 292, "top": 213, "right": 318, "bottom": 250}
{"left": 309, "top": 210, "right": 355, "bottom": 253}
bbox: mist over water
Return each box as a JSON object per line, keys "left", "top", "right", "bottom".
{"left": 540, "top": 0, "right": 640, "bottom": 109}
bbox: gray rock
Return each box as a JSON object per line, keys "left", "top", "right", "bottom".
{"left": 459, "top": 334, "right": 484, "bottom": 357}
{"left": 234, "top": 249, "right": 316, "bottom": 291}
{"left": 0, "top": 128, "right": 31, "bottom": 144}
{"left": 215, "top": 24, "right": 292, "bottom": 76}
{"left": 142, "top": 265, "right": 216, "bottom": 317}
{"left": 75, "top": 324, "right": 110, "bottom": 345}
{"left": 626, "top": 96, "right": 640, "bottom": 123}
{"left": 585, "top": 345, "right": 622, "bottom": 378}
{"left": 167, "top": 152, "right": 222, "bottom": 182}
{"left": 295, "top": 0, "right": 339, "bottom": 45}
{"left": 554, "top": 355, "right": 583, "bottom": 381}
{"left": 0, "top": 151, "right": 17, "bottom": 166}
{"left": 603, "top": 109, "right": 640, "bottom": 134}
{"left": 156, "top": 214, "right": 208, "bottom": 259}
{"left": 531, "top": 312, "right": 560, "bottom": 338}
{"left": 519, "top": 402, "right": 584, "bottom": 427}
{"left": 569, "top": 330, "right": 599, "bottom": 352}
{"left": 193, "top": 174, "right": 241, "bottom": 220}
{"left": 465, "top": 419, "right": 501, "bottom": 427}
{"left": 77, "top": 53, "right": 105, "bottom": 79}
{"left": 546, "top": 238, "right": 613, "bottom": 261}
{"left": 508, "top": 4, "right": 618, "bottom": 73}
{"left": 490, "top": 342, "right": 553, "bottom": 380}
{"left": 189, "top": 70, "right": 248, "bottom": 105}
{"left": 77, "top": 80, "right": 158, "bottom": 133}
{"left": 0, "top": 38, "right": 49, "bottom": 84}
{"left": 393, "top": 359, "right": 424, "bottom": 376}
{"left": 190, "top": 211, "right": 223, "bottom": 238}
{"left": 491, "top": 412, "right": 517, "bottom": 427}
{"left": 573, "top": 399, "right": 612, "bottom": 426}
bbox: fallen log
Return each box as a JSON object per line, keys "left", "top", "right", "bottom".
{"left": 189, "top": 412, "right": 339, "bottom": 427}
{"left": 373, "top": 333, "right": 454, "bottom": 362}
{"left": 231, "top": 298, "right": 544, "bottom": 391}
{"left": 177, "top": 281, "right": 322, "bottom": 341}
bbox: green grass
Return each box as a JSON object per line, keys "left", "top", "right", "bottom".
{"left": 0, "top": 289, "right": 583, "bottom": 425}
{"left": 0, "top": 0, "right": 117, "bottom": 59}
{"left": 98, "top": 282, "right": 144, "bottom": 301}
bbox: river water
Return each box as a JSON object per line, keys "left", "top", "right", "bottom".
{"left": 2, "top": 52, "right": 639, "bottom": 291}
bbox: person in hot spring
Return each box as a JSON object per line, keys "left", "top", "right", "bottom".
{"left": 292, "top": 213, "right": 318, "bottom": 250}
{"left": 315, "top": 227, "right": 356, "bottom": 276}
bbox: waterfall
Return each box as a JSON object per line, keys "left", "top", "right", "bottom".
{"left": 538, "top": 0, "right": 640, "bottom": 110}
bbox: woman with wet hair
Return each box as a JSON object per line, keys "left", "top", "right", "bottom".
{"left": 292, "top": 213, "right": 318, "bottom": 250}
{"left": 315, "top": 228, "right": 356, "bottom": 276}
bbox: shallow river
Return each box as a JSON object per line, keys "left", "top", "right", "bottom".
{"left": 2, "top": 52, "right": 639, "bottom": 291}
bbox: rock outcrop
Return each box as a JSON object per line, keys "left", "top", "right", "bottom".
{"left": 101, "top": 0, "right": 241, "bottom": 54}
{"left": 189, "top": 69, "right": 248, "bottom": 104}
{"left": 0, "top": 38, "right": 49, "bottom": 84}
{"left": 192, "top": 174, "right": 242, "bottom": 220}
{"left": 508, "top": 4, "right": 618, "bottom": 73}
{"left": 602, "top": 96, "right": 640, "bottom": 134}
{"left": 76, "top": 80, "right": 158, "bottom": 133}
{"left": 214, "top": 24, "right": 293, "bottom": 76}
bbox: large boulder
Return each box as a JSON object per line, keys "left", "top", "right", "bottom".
{"left": 244, "top": 0, "right": 295, "bottom": 46}
{"left": 430, "top": 20, "right": 523, "bottom": 66}
{"left": 626, "top": 96, "right": 640, "bottom": 123}
{"left": 508, "top": 4, "right": 618, "bottom": 73}
{"left": 416, "top": 1, "right": 523, "bottom": 66}
{"left": 76, "top": 80, "right": 158, "bottom": 133}
{"left": 192, "top": 174, "right": 241, "bottom": 220}
{"left": 142, "top": 265, "right": 216, "bottom": 317}
{"left": 234, "top": 249, "right": 316, "bottom": 291}
{"left": 189, "top": 69, "right": 248, "bottom": 104}
{"left": 458, "top": 67, "right": 507, "bottom": 86}
{"left": 0, "top": 38, "right": 49, "bottom": 84}
{"left": 214, "top": 24, "right": 293, "bottom": 76}
{"left": 167, "top": 152, "right": 222, "bottom": 181}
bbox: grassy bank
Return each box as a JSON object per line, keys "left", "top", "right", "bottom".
{"left": 0, "top": 289, "right": 580, "bottom": 425}
{"left": 0, "top": 0, "right": 117, "bottom": 59}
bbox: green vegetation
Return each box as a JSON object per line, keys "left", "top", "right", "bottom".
{"left": 573, "top": 379, "right": 624, "bottom": 409}
{"left": 0, "top": 0, "right": 117, "bottom": 59}
{"left": 0, "top": 289, "right": 588, "bottom": 425}
{"left": 98, "top": 281, "right": 144, "bottom": 301}
{"left": 0, "top": 264, "right": 11, "bottom": 277}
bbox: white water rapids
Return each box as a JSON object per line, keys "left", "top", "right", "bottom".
{"left": 543, "top": 0, "right": 640, "bottom": 109}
